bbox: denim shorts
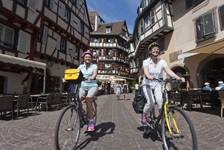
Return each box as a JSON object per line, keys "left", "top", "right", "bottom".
{"left": 79, "top": 86, "right": 98, "bottom": 98}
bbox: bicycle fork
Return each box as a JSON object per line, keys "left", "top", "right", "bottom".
{"left": 164, "top": 101, "right": 180, "bottom": 137}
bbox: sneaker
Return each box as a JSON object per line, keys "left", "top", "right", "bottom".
{"left": 140, "top": 116, "right": 147, "bottom": 126}
{"left": 88, "top": 120, "right": 95, "bottom": 131}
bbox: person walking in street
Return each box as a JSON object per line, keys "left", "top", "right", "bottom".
{"left": 115, "top": 81, "right": 122, "bottom": 100}
{"left": 140, "top": 42, "right": 185, "bottom": 126}
{"left": 78, "top": 50, "right": 98, "bottom": 131}
{"left": 122, "top": 82, "right": 129, "bottom": 100}
{"left": 135, "top": 82, "right": 139, "bottom": 94}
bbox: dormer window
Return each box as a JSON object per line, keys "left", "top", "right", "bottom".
{"left": 106, "top": 26, "right": 111, "bottom": 33}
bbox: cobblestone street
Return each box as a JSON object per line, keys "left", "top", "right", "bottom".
{"left": 0, "top": 93, "right": 224, "bottom": 150}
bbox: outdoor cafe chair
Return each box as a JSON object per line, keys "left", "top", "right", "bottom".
{"left": 0, "top": 95, "right": 14, "bottom": 120}
{"left": 36, "top": 93, "right": 54, "bottom": 111}
{"left": 14, "top": 94, "right": 30, "bottom": 119}
{"left": 61, "top": 93, "right": 76, "bottom": 106}
{"left": 52, "top": 93, "right": 62, "bottom": 110}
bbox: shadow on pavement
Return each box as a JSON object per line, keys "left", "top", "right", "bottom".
{"left": 76, "top": 122, "right": 115, "bottom": 149}
{"left": 137, "top": 126, "right": 163, "bottom": 142}
{"left": 183, "top": 106, "right": 220, "bottom": 116}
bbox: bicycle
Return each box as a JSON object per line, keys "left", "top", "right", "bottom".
{"left": 143, "top": 78, "right": 198, "bottom": 150}
{"left": 54, "top": 79, "right": 97, "bottom": 150}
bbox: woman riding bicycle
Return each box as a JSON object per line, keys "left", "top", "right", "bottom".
{"left": 140, "top": 42, "right": 185, "bottom": 126}
{"left": 78, "top": 50, "right": 98, "bottom": 131}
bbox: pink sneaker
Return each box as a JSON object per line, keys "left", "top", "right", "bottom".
{"left": 140, "top": 116, "right": 147, "bottom": 126}
{"left": 88, "top": 120, "right": 95, "bottom": 131}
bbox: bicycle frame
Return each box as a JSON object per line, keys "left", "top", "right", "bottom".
{"left": 148, "top": 79, "right": 181, "bottom": 136}
{"left": 161, "top": 79, "right": 181, "bottom": 136}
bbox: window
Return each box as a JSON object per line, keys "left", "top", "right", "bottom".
{"left": 77, "top": 20, "right": 84, "bottom": 35}
{"left": 80, "top": 23, "right": 84, "bottom": 35}
{"left": 45, "top": 0, "right": 54, "bottom": 10}
{"left": 17, "top": 0, "right": 27, "bottom": 6}
{"left": 0, "top": 76, "right": 5, "bottom": 93}
{"left": 196, "top": 11, "right": 215, "bottom": 42}
{"left": 139, "top": 19, "right": 144, "bottom": 33}
{"left": 186, "top": 0, "right": 205, "bottom": 9}
{"left": 59, "top": 2, "right": 70, "bottom": 23}
{"left": 76, "top": 0, "right": 80, "bottom": 8}
{"left": 219, "top": 5, "right": 224, "bottom": 30}
{"left": 0, "top": 24, "right": 15, "bottom": 49}
{"left": 106, "top": 26, "right": 111, "bottom": 33}
{"left": 60, "top": 38, "right": 67, "bottom": 53}
{"left": 144, "top": 9, "right": 155, "bottom": 29}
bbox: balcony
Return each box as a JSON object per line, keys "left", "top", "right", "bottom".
{"left": 90, "top": 42, "right": 129, "bottom": 53}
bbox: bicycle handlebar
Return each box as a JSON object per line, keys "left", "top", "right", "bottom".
{"left": 145, "top": 76, "right": 182, "bottom": 83}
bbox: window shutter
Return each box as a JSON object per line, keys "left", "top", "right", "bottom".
{"left": 66, "top": 41, "right": 70, "bottom": 54}
{"left": 196, "top": 17, "right": 203, "bottom": 40}
{"left": 203, "top": 12, "right": 215, "bottom": 35}
{"left": 42, "top": 26, "right": 48, "bottom": 44}
{"left": 5, "top": 27, "right": 15, "bottom": 48}
{"left": 18, "top": 30, "right": 30, "bottom": 53}
{"left": 219, "top": 5, "right": 224, "bottom": 30}
{"left": 28, "top": 0, "right": 36, "bottom": 11}
{"left": 0, "top": 25, "right": 2, "bottom": 42}
{"left": 56, "top": 35, "right": 61, "bottom": 50}
{"left": 50, "top": 0, "right": 54, "bottom": 10}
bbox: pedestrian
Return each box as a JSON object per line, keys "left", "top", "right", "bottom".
{"left": 135, "top": 82, "right": 139, "bottom": 94}
{"left": 107, "top": 82, "right": 111, "bottom": 94}
{"left": 115, "top": 81, "right": 122, "bottom": 100}
{"left": 202, "top": 82, "right": 212, "bottom": 92}
{"left": 122, "top": 82, "right": 128, "bottom": 100}
{"left": 215, "top": 81, "right": 224, "bottom": 90}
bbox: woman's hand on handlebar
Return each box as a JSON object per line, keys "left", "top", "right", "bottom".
{"left": 87, "top": 76, "right": 95, "bottom": 81}
{"left": 178, "top": 77, "right": 185, "bottom": 83}
{"left": 145, "top": 75, "right": 154, "bottom": 80}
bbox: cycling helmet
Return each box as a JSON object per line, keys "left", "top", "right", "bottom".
{"left": 148, "top": 42, "right": 160, "bottom": 50}
{"left": 82, "top": 50, "right": 93, "bottom": 58}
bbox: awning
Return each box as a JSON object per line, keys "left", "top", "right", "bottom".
{"left": 186, "top": 38, "right": 224, "bottom": 54}
{"left": 0, "top": 53, "right": 46, "bottom": 93}
{"left": 0, "top": 53, "right": 46, "bottom": 70}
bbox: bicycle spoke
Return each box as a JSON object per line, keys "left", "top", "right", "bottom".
{"left": 55, "top": 105, "right": 81, "bottom": 150}
{"left": 162, "top": 107, "right": 197, "bottom": 150}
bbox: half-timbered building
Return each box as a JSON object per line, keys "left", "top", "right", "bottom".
{"left": 0, "top": 0, "right": 91, "bottom": 94}
{"left": 130, "top": 0, "right": 224, "bottom": 89}
{"left": 89, "top": 11, "right": 130, "bottom": 84}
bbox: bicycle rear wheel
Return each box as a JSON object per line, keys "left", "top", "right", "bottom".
{"left": 161, "top": 106, "right": 198, "bottom": 150}
{"left": 55, "top": 105, "right": 81, "bottom": 150}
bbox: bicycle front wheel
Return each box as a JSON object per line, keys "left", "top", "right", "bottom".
{"left": 54, "top": 105, "right": 81, "bottom": 150}
{"left": 161, "top": 106, "right": 198, "bottom": 150}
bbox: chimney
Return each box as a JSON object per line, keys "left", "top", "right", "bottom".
{"left": 94, "top": 15, "right": 98, "bottom": 31}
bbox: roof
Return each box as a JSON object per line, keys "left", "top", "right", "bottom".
{"left": 92, "top": 20, "right": 127, "bottom": 35}
{"left": 88, "top": 11, "right": 99, "bottom": 27}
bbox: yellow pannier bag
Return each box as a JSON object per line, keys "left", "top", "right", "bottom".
{"left": 64, "top": 69, "right": 84, "bottom": 84}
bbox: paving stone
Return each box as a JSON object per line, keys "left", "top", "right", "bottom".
{"left": 0, "top": 93, "right": 224, "bottom": 149}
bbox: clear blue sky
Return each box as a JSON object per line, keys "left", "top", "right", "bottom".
{"left": 86, "top": 0, "right": 141, "bottom": 34}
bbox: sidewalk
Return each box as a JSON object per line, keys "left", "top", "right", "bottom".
{"left": 0, "top": 93, "right": 224, "bottom": 149}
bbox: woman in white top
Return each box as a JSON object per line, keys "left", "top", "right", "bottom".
{"left": 140, "top": 42, "right": 185, "bottom": 126}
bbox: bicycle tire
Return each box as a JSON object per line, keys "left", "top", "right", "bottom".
{"left": 161, "top": 106, "right": 198, "bottom": 150}
{"left": 54, "top": 105, "right": 81, "bottom": 150}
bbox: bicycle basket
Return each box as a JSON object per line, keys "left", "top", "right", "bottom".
{"left": 64, "top": 69, "right": 83, "bottom": 84}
